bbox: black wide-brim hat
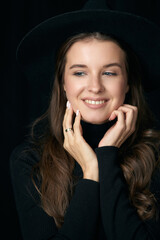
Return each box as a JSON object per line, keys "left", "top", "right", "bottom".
{"left": 17, "top": 0, "right": 160, "bottom": 91}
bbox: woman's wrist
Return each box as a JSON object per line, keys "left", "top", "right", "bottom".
{"left": 83, "top": 163, "right": 99, "bottom": 182}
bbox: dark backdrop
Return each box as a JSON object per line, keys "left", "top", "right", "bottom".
{"left": 3, "top": 0, "right": 160, "bottom": 239}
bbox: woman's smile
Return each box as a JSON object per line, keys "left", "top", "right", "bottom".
{"left": 82, "top": 98, "right": 110, "bottom": 109}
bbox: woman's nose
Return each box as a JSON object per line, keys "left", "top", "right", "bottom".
{"left": 87, "top": 76, "right": 104, "bottom": 93}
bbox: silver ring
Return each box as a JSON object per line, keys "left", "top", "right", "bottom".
{"left": 65, "top": 128, "right": 73, "bottom": 132}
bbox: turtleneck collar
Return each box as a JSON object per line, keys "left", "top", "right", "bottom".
{"left": 81, "top": 118, "right": 117, "bottom": 150}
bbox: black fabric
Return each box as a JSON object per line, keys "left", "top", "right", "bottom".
{"left": 81, "top": 118, "right": 117, "bottom": 149}
{"left": 10, "top": 120, "right": 160, "bottom": 240}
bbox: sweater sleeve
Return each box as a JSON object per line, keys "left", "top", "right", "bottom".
{"left": 10, "top": 143, "right": 99, "bottom": 240}
{"left": 95, "top": 146, "right": 160, "bottom": 240}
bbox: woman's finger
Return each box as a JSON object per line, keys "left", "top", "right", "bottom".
{"left": 73, "top": 110, "right": 83, "bottom": 137}
{"left": 118, "top": 104, "right": 138, "bottom": 119}
{"left": 121, "top": 104, "right": 138, "bottom": 111}
{"left": 63, "top": 103, "right": 74, "bottom": 136}
{"left": 118, "top": 105, "right": 138, "bottom": 133}
{"left": 99, "top": 110, "right": 126, "bottom": 147}
{"left": 112, "top": 110, "right": 125, "bottom": 127}
{"left": 110, "top": 109, "right": 126, "bottom": 134}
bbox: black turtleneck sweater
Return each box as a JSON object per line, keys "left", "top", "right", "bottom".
{"left": 10, "top": 120, "right": 160, "bottom": 240}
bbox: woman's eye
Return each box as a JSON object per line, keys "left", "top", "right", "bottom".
{"left": 103, "top": 72, "right": 117, "bottom": 76}
{"left": 73, "top": 72, "right": 86, "bottom": 76}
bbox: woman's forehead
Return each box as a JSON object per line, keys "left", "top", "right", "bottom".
{"left": 65, "top": 39, "right": 126, "bottom": 68}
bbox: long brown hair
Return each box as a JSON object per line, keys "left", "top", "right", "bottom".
{"left": 31, "top": 32, "right": 160, "bottom": 228}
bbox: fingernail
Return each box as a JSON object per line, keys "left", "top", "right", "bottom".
{"left": 108, "top": 115, "right": 112, "bottom": 121}
{"left": 76, "top": 109, "right": 79, "bottom": 116}
{"left": 66, "top": 100, "right": 71, "bottom": 109}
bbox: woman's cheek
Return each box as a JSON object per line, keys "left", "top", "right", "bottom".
{"left": 113, "top": 81, "right": 127, "bottom": 98}
{"left": 65, "top": 90, "right": 79, "bottom": 113}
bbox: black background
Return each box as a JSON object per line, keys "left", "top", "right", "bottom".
{"left": 2, "top": 0, "right": 160, "bottom": 239}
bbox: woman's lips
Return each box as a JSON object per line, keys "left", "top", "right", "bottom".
{"left": 82, "top": 99, "right": 109, "bottom": 109}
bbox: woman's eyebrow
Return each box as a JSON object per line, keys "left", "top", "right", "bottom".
{"left": 69, "top": 64, "right": 87, "bottom": 69}
{"left": 103, "top": 63, "right": 122, "bottom": 69}
{"left": 69, "top": 63, "right": 122, "bottom": 69}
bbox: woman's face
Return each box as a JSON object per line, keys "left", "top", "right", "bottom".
{"left": 63, "top": 39, "right": 129, "bottom": 124}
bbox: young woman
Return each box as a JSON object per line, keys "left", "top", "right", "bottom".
{"left": 10, "top": 1, "right": 160, "bottom": 240}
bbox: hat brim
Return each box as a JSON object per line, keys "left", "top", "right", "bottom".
{"left": 17, "top": 9, "right": 160, "bottom": 91}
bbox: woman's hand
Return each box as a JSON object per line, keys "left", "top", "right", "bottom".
{"left": 63, "top": 103, "right": 99, "bottom": 182}
{"left": 98, "top": 104, "right": 138, "bottom": 148}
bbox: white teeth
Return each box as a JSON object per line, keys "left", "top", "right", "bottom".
{"left": 85, "top": 100, "right": 105, "bottom": 105}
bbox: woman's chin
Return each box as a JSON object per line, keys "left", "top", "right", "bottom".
{"left": 81, "top": 115, "right": 109, "bottom": 125}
